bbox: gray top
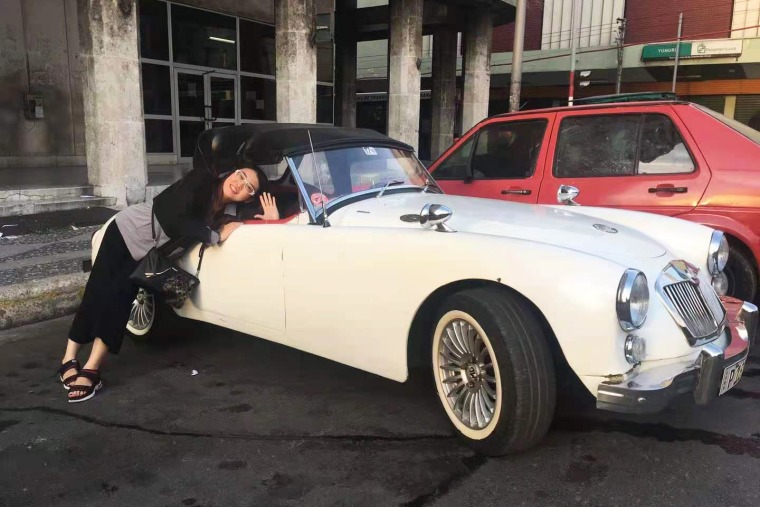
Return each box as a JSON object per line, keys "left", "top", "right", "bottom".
{"left": 115, "top": 201, "right": 226, "bottom": 261}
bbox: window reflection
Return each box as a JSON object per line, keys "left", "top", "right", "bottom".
{"left": 176, "top": 73, "right": 205, "bottom": 117}
{"left": 471, "top": 121, "right": 547, "bottom": 179}
{"left": 171, "top": 4, "right": 237, "bottom": 70}
{"left": 141, "top": 63, "right": 171, "bottom": 115}
{"left": 240, "top": 20, "right": 275, "bottom": 75}
{"left": 637, "top": 115, "right": 694, "bottom": 174}
{"left": 317, "top": 85, "right": 334, "bottom": 124}
{"left": 139, "top": 0, "right": 169, "bottom": 60}
{"left": 144, "top": 119, "right": 173, "bottom": 153}
{"left": 241, "top": 77, "right": 276, "bottom": 121}
{"left": 209, "top": 77, "right": 235, "bottom": 119}
{"left": 317, "top": 44, "right": 334, "bottom": 83}
{"left": 180, "top": 121, "right": 206, "bottom": 157}
{"left": 555, "top": 115, "right": 640, "bottom": 177}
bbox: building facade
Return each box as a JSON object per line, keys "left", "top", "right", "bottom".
{"left": 1, "top": 0, "right": 513, "bottom": 212}
{"left": 1, "top": 0, "right": 333, "bottom": 179}
{"left": 488, "top": 0, "right": 760, "bottom": 126}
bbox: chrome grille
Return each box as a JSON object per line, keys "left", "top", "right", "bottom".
{"left": 662, "top": 281, "right": 723, "bottom": 344}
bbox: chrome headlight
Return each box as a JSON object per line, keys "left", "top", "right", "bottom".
{"left": 708, "top": 231, "right": 729, "bottom": 275}
{"left": 616, "top": 269, "right": 649, "bottom": 331}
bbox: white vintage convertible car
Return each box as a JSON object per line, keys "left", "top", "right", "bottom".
{"left": 92, "top": 124, "right": 756, "bottom": 455}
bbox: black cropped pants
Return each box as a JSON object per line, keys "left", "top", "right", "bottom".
{"left": 69, "top": 221, "right": 139, "bottom": 354}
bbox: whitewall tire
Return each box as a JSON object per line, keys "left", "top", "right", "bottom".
{"left": 432, "top": 287, "right": 557, "bottom": 456}
{"left": 126, "top": 289, "right": 156, "bottom": 337}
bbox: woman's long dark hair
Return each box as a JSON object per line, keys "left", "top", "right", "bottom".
{"left": 207, "top": 167, "right": 269, "bottom": 226}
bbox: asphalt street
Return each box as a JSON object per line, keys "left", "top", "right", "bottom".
{"left": 1, "top": 316, "right": 758, "bottom": 507}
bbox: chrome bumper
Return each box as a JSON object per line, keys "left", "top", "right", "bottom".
{"left": 596, "top": 300, "right": 756, "bottom": 414}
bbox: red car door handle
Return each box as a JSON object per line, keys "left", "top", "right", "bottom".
{"left": 648, "top": 186, "right": 688, "bottom": 194}
{"left": 501, "top": 189, "right": 532, "bottom": 195}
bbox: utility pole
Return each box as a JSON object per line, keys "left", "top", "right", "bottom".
{"left": 615, "top": 17, "right": 627, "bottom": 94}
{"left": 509, "top": 0, "right": 527, "bottom": 112}
{"left": 671, "top": 12, "right": 683, "bottom": 93}
{"left": 568, "top": 0, "right": 579, "bottom": 105}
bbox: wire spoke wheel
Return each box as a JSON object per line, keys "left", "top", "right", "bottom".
{"left": 127, "top": 289, "right": 155, "bottom": 336}
{"left": 431, "top": 290, "right": 556, "bottom": 455}
{"left": 435, "top": 316, "right": 500, "bottom": 432}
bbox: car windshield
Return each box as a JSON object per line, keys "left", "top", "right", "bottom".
{"left": 289, "top": 146, "right": 434, "bottom": 213}
{"left": 694, "top": 104, "right": 760, "bottom": 146}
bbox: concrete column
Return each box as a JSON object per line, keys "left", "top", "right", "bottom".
{"left": 78, "top": 0, "right": 147, "bottom": 205}
{"left": 334, "top": 0, "right": 357, "bottom": 127}
{"left": 430, "top": 28, "right": 458, "bottom": 159}
{"left": 275, "top": 0, "right": 317, "bottom": 123}
{"left": 461, "top": 10, "right": 493, "bottom": 132}
{"left": 387, "top": 0, "right": 423, "bottom": 151}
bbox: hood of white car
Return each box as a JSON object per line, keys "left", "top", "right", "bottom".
{"left": 329, "top": 192, "right": 667, "bottom": 259}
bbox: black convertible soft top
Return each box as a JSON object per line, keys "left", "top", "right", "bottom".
{"left": 193, "top": 123, "right": 413, "bottom": 176}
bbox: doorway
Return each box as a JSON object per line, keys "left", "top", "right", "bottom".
{"left": 174, "top": 69, "right": 238, "bottom": 160}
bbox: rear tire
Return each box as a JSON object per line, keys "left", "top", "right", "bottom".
{"left": 725, "top": 242, "right": 757, "bottom": 302}
{"left": 126, "top": 289, "right": 174, "bottom": 342}
{"left": 431, "top": 287, "right": 556, "bottom": 456}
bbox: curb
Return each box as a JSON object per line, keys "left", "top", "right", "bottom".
{"left": 0, "top": 272, "right": 89, "bottom": 330}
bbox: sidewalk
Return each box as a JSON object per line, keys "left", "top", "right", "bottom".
{"left": 0, "top": 207, "right": 117, "bottom": 329}
{"left": 0, "top": 163, "right": 189, "bottom": 190}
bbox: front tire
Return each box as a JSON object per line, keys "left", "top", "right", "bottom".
{"left": 432, "top": 287, "right": 556, "bottom": 456}
{"left": 725, "top": 242, "right": 757, "bottom": 302}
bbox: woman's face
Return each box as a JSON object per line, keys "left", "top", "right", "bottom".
{"left": 222, "top": 168, "right": 259, "bottom": 203}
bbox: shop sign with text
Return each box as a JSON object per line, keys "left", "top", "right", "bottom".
{"left": 642, "top": 39, "right": 743, "bottom": 61}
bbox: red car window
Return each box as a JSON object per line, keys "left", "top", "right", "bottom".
{"left": 470, "top": 120, "right": 547, "bottom": 180}
{"left": 553, "top": 113, "right": 696, "bottom": 178}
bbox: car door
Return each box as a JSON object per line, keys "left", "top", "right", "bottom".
{"left": 281, "top": 226, "right": 424, "bottom": 382}
{"left": 188, "top": 224, "right": 287, "bottom": 339}
{"left": 536, "top": 106, "right": 711, "bottom": 215}
{"left": 431, "top": 115, "right": 553, "bottom": 204}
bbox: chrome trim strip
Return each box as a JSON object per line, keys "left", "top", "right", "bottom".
{"left": 285, "top": 156, "right": 318, "bottom": 224}
{"left": 739, "top": 301, "right": 758, "bottom": 346}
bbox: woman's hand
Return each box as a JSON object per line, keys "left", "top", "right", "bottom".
{"left": 218, "top": 221, "right": 242, "bottom": 242}
{"left": 254, "top": 192, "right": 280, "bottom": 221}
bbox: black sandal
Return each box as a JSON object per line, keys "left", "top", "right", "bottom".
{"left": 67, "top": 369, "right": 103, "bottom": 403}
{"left": 56, "top": 359, "right": 80, "bottom": 390}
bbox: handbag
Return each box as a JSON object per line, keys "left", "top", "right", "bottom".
{"left": 129, "top": 210, "right": 206, "bottom": 309}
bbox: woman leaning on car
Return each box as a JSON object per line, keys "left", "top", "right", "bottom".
{"left": 56, "top": 166, "right": 280, "bottom": 403}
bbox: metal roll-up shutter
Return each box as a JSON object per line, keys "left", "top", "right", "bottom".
{"left": 735, "top": 95, "right": 760, "bottom": 128}
{"left": 684, "top": 95, "right": 726, "bottom": 114}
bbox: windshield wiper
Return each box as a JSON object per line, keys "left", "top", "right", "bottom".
{"left": 377, "top": 180, "right": 404, "bottom": 198}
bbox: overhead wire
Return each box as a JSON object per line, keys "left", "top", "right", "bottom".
{"left": 492, "top": 21, "right": 760, "bottom": 69}
{"left": 355, "top": 6, "right": 760, "bottom": 73}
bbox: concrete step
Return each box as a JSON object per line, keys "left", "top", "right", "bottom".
{"left": 0, "top": 195, "right": 116, "bottom": 217}
{"left": 0, "top": 185, "right": 96, "bottom": 203}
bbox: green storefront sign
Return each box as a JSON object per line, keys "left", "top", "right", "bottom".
{"left": 641, "top": 42, "right": 693, "bottom": 61}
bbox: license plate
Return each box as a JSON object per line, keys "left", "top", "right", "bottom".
{"left": 719, "top": 359, "right": 746, "bottom": 396}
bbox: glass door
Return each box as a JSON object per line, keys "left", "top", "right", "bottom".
{"left": 175, "top": 69, "right": 207, "bottom": 159}
{"left": 206, "top": 73, "right": 237, "bottom": 130}
{"left": 174, "top": 69, "right": 239, "bottom": 160}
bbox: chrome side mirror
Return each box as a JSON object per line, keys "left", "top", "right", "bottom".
{"left": 420, "top": 204, "right": 455, "bottom": 233}
{"left": 557, "top": 185, "right": 580, "bottom": 206}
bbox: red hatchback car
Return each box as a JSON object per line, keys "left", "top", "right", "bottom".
{"left": 428, "top": 100, "right": 760, "bottom": 301}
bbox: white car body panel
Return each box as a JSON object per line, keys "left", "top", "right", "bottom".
{"left": 93, "top": 192, "right": 719, "bottom": 396}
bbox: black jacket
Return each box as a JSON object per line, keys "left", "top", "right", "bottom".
{"left": 152, "top": 167, "right": 220, "bottom": 251}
